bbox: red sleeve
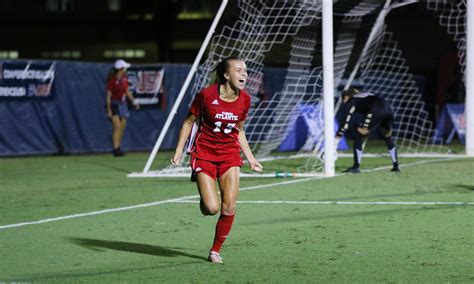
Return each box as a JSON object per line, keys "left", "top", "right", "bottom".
{"left": 189, "top": 92, "right": 203, "bottom": 117}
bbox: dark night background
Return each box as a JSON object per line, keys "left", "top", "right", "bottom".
{"left": 0, "top": 0, "right": 463, "bottom": 122}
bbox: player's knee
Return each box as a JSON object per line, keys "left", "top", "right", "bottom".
{"left": 220, "top": 201, "right": 236, "bottom": 216}
{"left": 200, "top": 200, "right": 219, "bottom": 216}
{"left": 112, "top": 121, "right": 121, "bottom": 130}
{"left": 201, "top": 206, "right": 219, "bottom": 216}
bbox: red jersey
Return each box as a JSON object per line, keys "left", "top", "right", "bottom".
{"left": 189, "top": 84, "right": 251, "bottom": 162}
{"left": 107, "top": 75, "right": 129, "bottom": 102}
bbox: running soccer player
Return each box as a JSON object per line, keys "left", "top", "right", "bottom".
{"left": 170, "top": 57, "right": 263, "bottom": 264}
{"left": 335, "top": 88, "right": 400, "bottom": 173}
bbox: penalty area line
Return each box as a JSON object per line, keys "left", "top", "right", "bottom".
{"left": 173, "top": 200, "right": 474, "bottom": 206}
{"left": 0, "top": 195, "right": 200, "bottom": 230}
{"left": 0, "top": 157, "right": 465, "bottom": 230}
{"left": 0, "top": 175, "right": 327, "bottom": 231}
{"left": 0, "top": 178, "right": 312, "bottom": 230}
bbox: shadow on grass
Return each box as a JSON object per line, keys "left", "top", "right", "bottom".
{"left": 81, "top": 160, "right": 130, "bottom": 174}
{"left": 69, "top": 237, "right": 207, "bottom": 261}
{"left": 9, "top": 238, "right": 207, "bottom": 282}
{"left": 453, "top": 184, "right": 474, "bottom": 191}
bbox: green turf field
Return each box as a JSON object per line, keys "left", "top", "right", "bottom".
{"left": 1, "top": 152, "right": 473, "bottom": 283}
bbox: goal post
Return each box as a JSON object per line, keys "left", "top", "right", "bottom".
{"left": 322, "top": 0, "right": 335, "bottom": 176}
{"left": 130, "top": 0, "right": 472, "bottom": 178}
{"left": 466, "top": 0, "right": 474, "bottom": 156}
{"left": 142, "top": 0, "right": 229, "bottom": 173}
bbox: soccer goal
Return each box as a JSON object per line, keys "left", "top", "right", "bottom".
{"left": 129, "top": 0, "right": 473, "bottom": 178}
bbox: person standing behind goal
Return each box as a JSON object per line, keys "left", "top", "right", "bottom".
{"left": 170, "top": 56, "right": 263, "bottom": 264}
{"left": 106, "top": 59, "right": 138, "bottom": 157}
{"left": 335, "top": 88, "right": 400, "bottom": 173}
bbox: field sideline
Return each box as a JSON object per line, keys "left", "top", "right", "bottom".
{"left": 1, "top": 153, "right": 473, "bottom": 282}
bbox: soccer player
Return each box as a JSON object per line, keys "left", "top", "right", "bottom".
{"left": 170, "top": 57, "right": 263, "bottom": 264}
{"left": 335, "top": 88, "right": 400, "bottom": 173}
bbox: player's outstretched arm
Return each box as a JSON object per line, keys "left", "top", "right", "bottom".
{"left": 237, "top": 121, "right": 262, "bottom": 172}
{"left": 170, "top": 114, "right": 197, "bottom": 166}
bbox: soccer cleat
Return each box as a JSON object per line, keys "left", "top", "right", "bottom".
{"left": 113, "top": 148, "right": 124, "bottom": 157}
{"left": 208, "top": 251, "right": 223, "bottom": 264}
{"left": 390, "top": 165, "right": 401, "bottom": 172}
{"left": 343, "top": 166, "right": 360, "bottom": 173}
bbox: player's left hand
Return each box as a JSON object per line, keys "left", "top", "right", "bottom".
{"left": 250, "top": 160, "right": 263, "bottom": 172}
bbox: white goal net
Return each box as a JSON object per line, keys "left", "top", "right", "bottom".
{"left": 131, "top": 0, "right": 467, "bottom": 178}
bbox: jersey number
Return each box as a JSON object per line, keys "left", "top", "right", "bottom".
{"left": 213, "top": 121, "right": 236, "bottom": 134}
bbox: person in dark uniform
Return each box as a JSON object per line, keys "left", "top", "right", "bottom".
{"left": 335, "top": 88, "right": 400, "bottom": 173}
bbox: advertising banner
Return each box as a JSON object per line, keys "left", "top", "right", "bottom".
{"left": 0, "top": 61, "right": 55, "bottom": 98}
{"left": 127, "top": 66, "right": 165, "bottom": 108}
{"left": 434, "top": 103, "right": 465, "bottom": 144}
{"left": 278, "top": 103, "right": 349, "bottom": 151}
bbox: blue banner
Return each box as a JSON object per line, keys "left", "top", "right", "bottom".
{"left": 434, "top": 103, "right": 465, "bottom": 144}
{"left": 0, "top": 61, "right": 192, "bottom": 156}
{"left": 278, "top": 103, "right": 349, "bottom": 151}
{"left": 0, "top": 61, "right": 55, "bottom": 98}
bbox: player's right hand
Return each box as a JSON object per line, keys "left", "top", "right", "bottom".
{"left": 170, "top": 152, "right": 182, "bottom": 166}
{"left": 250, "top": 160, "right": 263, "bottom": 172}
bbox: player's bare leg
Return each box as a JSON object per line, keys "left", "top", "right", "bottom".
{"left": 217, "top": 167, "right": 239, "bottom": 216}
{"left": 119, "top": 118, "right": 127, "bottom": 151}
{"left": 207, "top": 167, "right": 240, "bottom": 263}
{"left": 196, "top": 173, "right": 219, "bottom": 216}
{"left": 111, "top": 116, "right": 123, "bottom": 156}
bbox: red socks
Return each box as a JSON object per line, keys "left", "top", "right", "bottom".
{"left": 210, "top": 213, "right": 235, "bottom": 253}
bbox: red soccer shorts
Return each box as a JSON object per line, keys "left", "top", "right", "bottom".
{"left": 190, "top": 156, "right": 243, "bottom": 181}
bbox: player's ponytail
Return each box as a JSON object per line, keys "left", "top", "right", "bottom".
{"left": 213, "top": 56, "right": 244, "bottom": 85}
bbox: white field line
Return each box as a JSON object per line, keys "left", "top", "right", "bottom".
{"left": 0, "top": 157, "right": 469, "bottom": 230}
{"left": 174, "top": 200, "right": 473, "bottom": 205}
{"left": 0, "top": 195, "right": 196, "bottom": 230}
